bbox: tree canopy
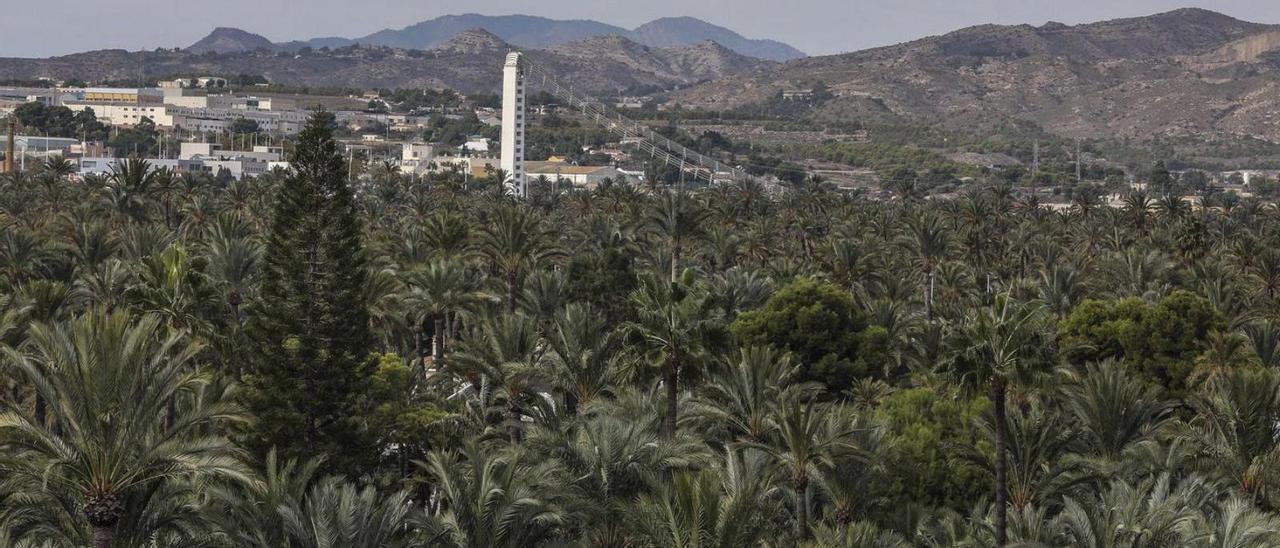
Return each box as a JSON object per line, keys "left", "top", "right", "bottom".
{"left": 2, "top": 118, "right": 1280, "bottom": 547}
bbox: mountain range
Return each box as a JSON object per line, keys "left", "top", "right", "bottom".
{"left": 0, "top": 29, "right": 771, "bottom": 96}
{"left": 8, "top": 9, "right": 1280, "bottom": 149}
{"left": 670, "top": 8, "right": 1280, "bottom": 145}
{"left": 187, "top": 14, "right": 806, "bottom": 62}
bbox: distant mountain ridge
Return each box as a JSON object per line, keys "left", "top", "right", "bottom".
{"left": 671, "top": 8, "right": 1280, "bottom": 145}
{"left": 181, "top": 13, "right": 806, "bottom": 61}
{"left": 628, "top": 17, "right": 803, "bottom": 63}
{"left": 0, "top": 29, "right": 772, "bottom": 96}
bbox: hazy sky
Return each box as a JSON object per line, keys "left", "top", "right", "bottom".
{"left": 7, "top": 0, "right": 1280, "bottom": 58}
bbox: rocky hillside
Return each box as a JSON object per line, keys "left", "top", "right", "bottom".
{"left": 543, "top": 35, "right": 770, "bottom": 88}
{"left": 180, "top": 14, "right": 805, "bottom": 62}
{"left": 0, "top": 32, "right": 769, "bottom": 95}
{"left": 671, "top": 8, "right": 1280, "bottom": 143}
{"left": 186, "top": 27, "right": 277, "bottom": 54}
{"left": 628, "top": 17, "right": 804, "bottom": 62}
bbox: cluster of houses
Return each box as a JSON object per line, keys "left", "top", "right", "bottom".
{"left": 394, "top": 142, "right": 638, "bottom": 188}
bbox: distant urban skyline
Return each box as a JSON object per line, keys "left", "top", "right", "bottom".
{"left": 6, "top": 0, "right": 1280, "bottom": 58}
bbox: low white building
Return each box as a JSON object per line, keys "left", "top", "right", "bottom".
{"left": 182, "top": 143, "right": 283, "bottom": 163}
{"left": 82, "top": 87, "right": 164, "bottom": 105}
{"left": 411, "top": 155, "right": 499, "bottom": 179}
{"left": 78, "top": 157, "right": 202, "bottom": 176}
{"left": 0, "top": 135, "right": 81, "bottom": 157}
{"left": 0, "top": 87, "right": 80, "bottom": 106}
{"left": 196, "top": 77, "right": 229, "bottom": 88}
{"left": 203, "top": 158, "right": 269, "bottom": 179}
{"left": 79, "top": 154, "right": 275, "bottom": 181}
{"left": 462, "top": 136, "right": 492, "bottom": 153}
{"left": 168, "top": 106, "right": 307, "bottom": 134}
{"left": 65, "top": 103, "right": 174, "bottom": 127}
{"left": 402, "top": 143, "right": 436, "bottom": 162}
{"left": 526, "top": 161, "right": 633, "bottom": 188}
{"left": 179, "top": 142, "right": 223, "bottom": 160}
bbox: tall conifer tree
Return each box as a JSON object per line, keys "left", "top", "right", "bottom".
{"left": 244, "top": 111, "right": 374, "bottom": 473}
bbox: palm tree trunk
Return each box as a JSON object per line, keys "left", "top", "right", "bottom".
{"left": 432, "top": 314, "right": 446, "bottom": 369}
{"left": 507, "top": 400, "right": 522, "bottom": 442}
{"left": 925, "top": 269, "right": 935, "bottom": 321}
{"left": 663, "top": 362, "right": 679, "bottom": 437}
{"left": 93, "top": 526, "right": 114, "bottom": 548}
{"left": 992, "top": 376, "right": 1008, "bottom": 548}
{"left": 670, "top": 242, "right": 679, "bottom": 283}
{"left": 412, "top": 326, "right": 423, "bottom": 376}
{"left": 507, "top": 271, "right": 518, "bottom": 311}
{"left": 794, "top": 473, "right": 810, "bottom": 539}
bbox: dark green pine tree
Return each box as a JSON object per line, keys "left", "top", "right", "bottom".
{"left": 244, "top": 111, "right": 375, "bottom": 474}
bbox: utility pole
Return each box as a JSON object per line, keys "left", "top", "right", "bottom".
{"left": 1032, "top": 139, "right": 1040, "bottom": 183}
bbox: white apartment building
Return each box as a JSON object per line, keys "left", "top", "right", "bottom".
{"left": 78, "top": 156, "right": 275, "bottom": 180}
{"left": 78, "top": 157, "right": 202, "bottom": 176}
{"left": 181, "top": 143, "right": 283, "bottom": 162}
{"left": 168, "top": 106, "right": 307, "bottom": 134}
{"left": 82, "top": 87, "right": 164, "bottom": 105}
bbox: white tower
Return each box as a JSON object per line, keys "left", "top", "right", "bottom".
{"left": 501, "top": 52, "right": 527, "bottom": 197}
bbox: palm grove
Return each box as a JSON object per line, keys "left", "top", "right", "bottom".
{"left": 3, "top": 110, "right": 1280, "bottom": 547}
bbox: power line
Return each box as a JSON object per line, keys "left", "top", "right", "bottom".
{"left": 517, "top": 56, "right": 748, "bottom": 185}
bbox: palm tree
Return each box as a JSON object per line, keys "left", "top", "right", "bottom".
{"left": 281, "top": 477, "right": 421, "bottom": 548}
{"left": 525, "top": 412, "right": 709, "bottom": 544}
{"left": 207, "top": 449, "right": 323, "bottom": 547}
{"left": 625, "top": 272, "right": 722, "bottom": 437}
{"left": 1122, "top": 190, "right": 1155, "bottom": 236}
{"left": 1180, "top": 497, "right": 1280, "bottom": 548}
{"left": 900, "top": 211, "right": 952, "bottom": 320}
{"left": 546, "top": 303, "right": 623, "bottom": 414}
{"left": 67, "top": 219, "right": 120, "bottom": 272}
{"left": 1038, "top": 264, "right": 1085, "bottom": 318}
{"left": 1173, "top": 368, "right": 1280, "bottom": 508}
{"left": 706, "top": 267, "right": 773, "bottom": 318}
{"left": 129, "top": 243, "right": 217, "bottom": 336}
{"left": 420, "top": 212, "right": 472, "bottom": 262}
{"left": 0, "top": 309, "right": 250, "bottom": 548}
{"left": 451, "top": 312, "right": 546, "bottom": 441}
{"left": 625, "top": 449, "right": 783, "bottom": 548}
{"left": 204, "top": 213, "right": 262, "bottom": 321}
{"left": 475, "top": 206, "right": 559, "bottom": 310}
{"left": 809, "top": 521, "right": 908, "bottom": 548}
{"left": 692, "top": 345, "right": 809, "bottom": 444}
{"left": 1242, "top": 321, "right": 1280, "bottom": 369}
{"left": 952, "top": 294, "right": 1048, "bottom": 547}
{"left": 403, "top": 260, "right": 487, "bottom": 374}
{"left": 644, "top": 191, "right": 708, "bottom": 282}
{"left": 0, "top": 227, "right": 51, "bottom": 290}
{"left": 961, "top": 402, "right": 1088, "bottom": 514}
{"left": 418, "top": 439, "right": 573, "bottom": 548}
{"left": 1099, "top": 248, "right": 1172, "bottom": 300}
{"left": 74, "top": 259, "right": 133, "bottom": 312}
{"left": 757, "top": 392, "right": 870, "bottom": 540}
{"left": 1246, "top": 248, "right": 1280, "bottom": 301}
{"left": 1061, "top": 360, "right": 1172, "bottom": 462}
{"left": 1054, "top": 474, "right": 1202, "bottom": 548}
{"left": 104, "top": 158, "right": 157, "bottom": 224}
{"left": 1189, "top": 331, "right": 1262, "bottom": 391}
